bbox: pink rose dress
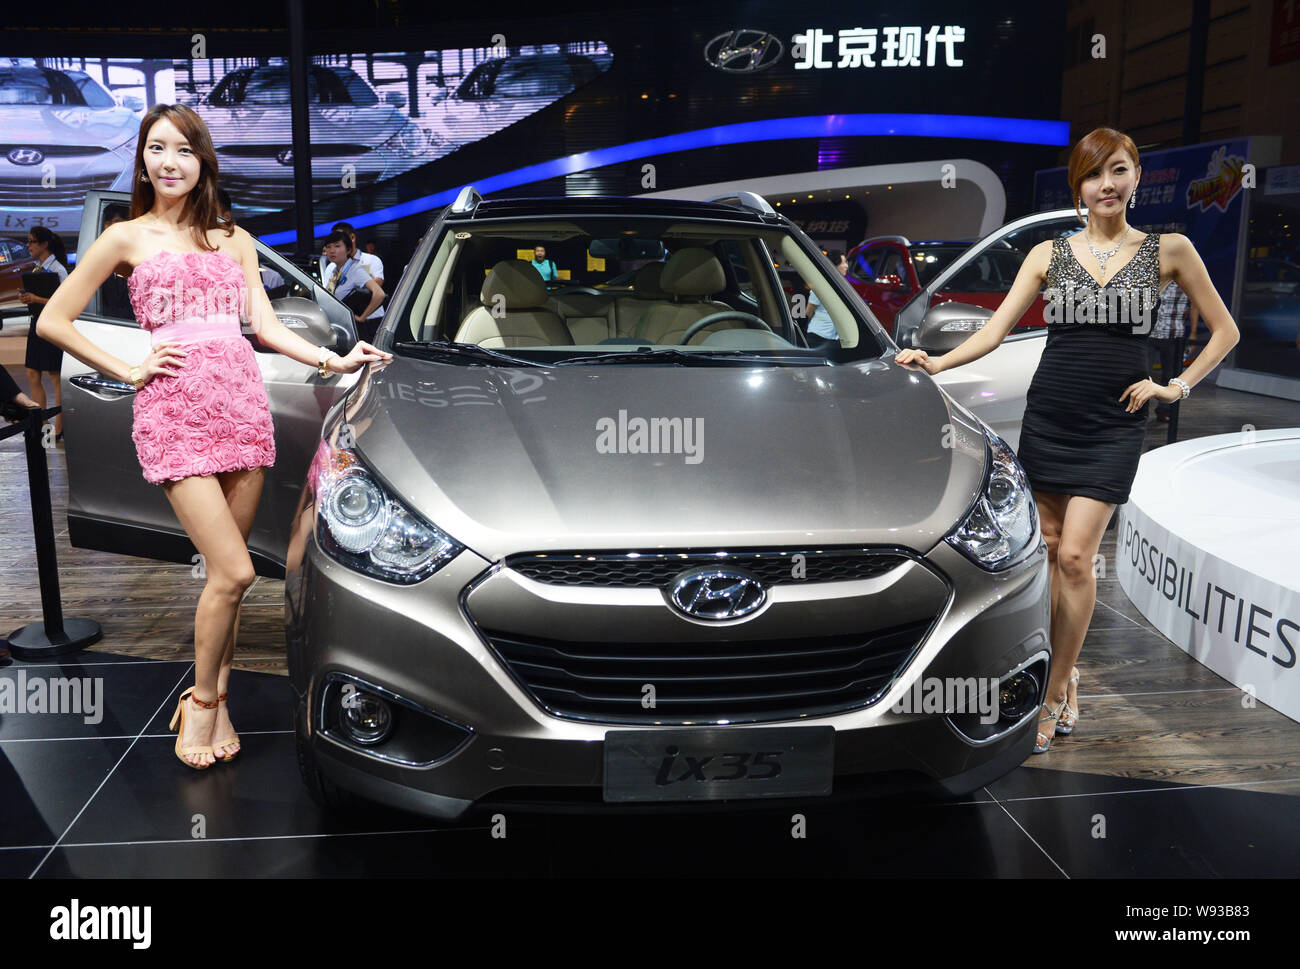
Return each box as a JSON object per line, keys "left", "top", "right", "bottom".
{"left": 126, "top": 249, "right": 276, "bottom": 484}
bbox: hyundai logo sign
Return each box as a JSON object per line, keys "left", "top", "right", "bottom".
{"left": 7, "top": 148, "right": 44, "bottom": 166}
{"left": 276, "top": 148, "right": 294, "bottom": 166}
{"left": 669, "top": 568, "right": 767, "bottom": 620}
{"left": 704, "top": 29, "right": 784, "bottom": 74}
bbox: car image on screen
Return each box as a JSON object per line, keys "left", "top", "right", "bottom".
{"left": 424, "top": 50, "right": 612, "bottom": 155}
{"left": 194, "top": 63, "right": 436, "bottom": 214}
{"left": 0, "top": 61, "right": 141, "bottom": 236}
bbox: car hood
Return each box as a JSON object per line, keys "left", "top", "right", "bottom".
{"left": 0, "top": 105, "right": 138, "bottom": 149}
{"left": 342, "top": 357, "right": 990, "bottom": 560}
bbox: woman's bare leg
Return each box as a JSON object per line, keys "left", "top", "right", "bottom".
{"left": 1046, "top": 495, "right": 1115, "bottom": 721}
{"left": 25, "top": 369, "right": 45, "bottom": 415}
{"left": 162, "top": 475, "right": 257, "bottom": 766}
{"left": 211, "top": 467, "right": 266, "bottom": 758}
{"left": 1033, "top": 491, "right": 1068, "bottom": 745}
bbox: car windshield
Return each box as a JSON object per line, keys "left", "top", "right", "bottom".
{"left": 390, "top": 215, "right": 888, "bottom": 366}
{"left": 0, "top": 68, "right": 110, "bottom": 106}
{"left": 220, "top": 67, "right": 367, "bottom": 106}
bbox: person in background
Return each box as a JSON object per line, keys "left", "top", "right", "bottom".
{"left": 1, "top": 365, "right": 38, "bottom": 418}
{"left": 321, "top": 222, "right": 385, "bottom": 328}
{"left": 19, "top": 226, "right": 70, "bottom": 439}
{"left": 322, "top": 229, "right": 385, "bottom": 340}
{"left": 1149, "top": 280, "right": 1200, "bottom": 423}
{"left": 364, "top": 241, "right": 377, "bottom": 255}
{"left": 530, "top": 244, "right": 558, "bottom": 282}
{"left": 804, "top": 249, "right": 845, "bottom": 349}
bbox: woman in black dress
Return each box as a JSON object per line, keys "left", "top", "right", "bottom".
{"left": 19, "top": 226, "right": 70, "bottom": 439}
{"left": 895, "top": 127, "right": 1241, "bottom": 755}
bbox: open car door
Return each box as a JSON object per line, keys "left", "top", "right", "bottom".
{"left": 897, "top": 209, "right": 1089, "bottom": 450}
{"left": 61, "top": 191, "right": 360, "bottom": 577}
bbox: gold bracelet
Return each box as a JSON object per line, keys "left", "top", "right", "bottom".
{"left": 317, "top": 346, "right": 335, "bottom": 379}
{"left": 129, "top": 366, "right": 146, "bottom": 390}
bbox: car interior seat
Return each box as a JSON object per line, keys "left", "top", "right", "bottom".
{"left": 454, "top": 259, "right": 573, "bottom": 347}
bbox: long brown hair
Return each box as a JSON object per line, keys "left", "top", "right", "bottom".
{"left": 129, "top": 103, "right": 234, "bottom": 250}
{"left": 1067, "top": 127, "right": 1140, "bottom": 224}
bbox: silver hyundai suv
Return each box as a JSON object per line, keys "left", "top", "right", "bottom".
{"left": 284, "top": 189, "right": 1051, "bottom": 819}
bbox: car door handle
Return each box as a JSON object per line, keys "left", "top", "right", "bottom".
{"left": 71, "top": 373, "right": 136, "bottom": 396}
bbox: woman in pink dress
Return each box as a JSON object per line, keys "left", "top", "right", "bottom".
{"left": 37, "top": 104, "right": 391, "bottom": 768}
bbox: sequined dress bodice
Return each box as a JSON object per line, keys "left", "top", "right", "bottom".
{"left": 1044, "top": 232, "right": 1162, "bottom": 337}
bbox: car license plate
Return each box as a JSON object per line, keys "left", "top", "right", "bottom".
{"left": 603, "top": 726, "right": 834, "bottom": 803}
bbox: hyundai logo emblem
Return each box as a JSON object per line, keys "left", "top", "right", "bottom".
{"left": 7, "top": 147, "right": 44, "bottom": 166}
{"left": 668, "top": 568, "right": 766, "bottom": 621}
{"left": 276, "top": 148, "right": 294, "bottom": 166}
{"left": 704, "top": 29, "right": 784, "bottom": 73}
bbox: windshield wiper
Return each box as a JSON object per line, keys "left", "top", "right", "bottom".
{"left": 555, "top": 348, "right": 790, "bottom": 367}
{"left": 392, "top": 341, "right": 542, "bottom": 367}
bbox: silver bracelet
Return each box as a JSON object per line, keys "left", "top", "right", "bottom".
{"left": 1169, "top": 377, "right": 1190, "bottom": 399}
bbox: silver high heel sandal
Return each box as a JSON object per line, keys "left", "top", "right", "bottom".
{"left": 1033, "top": 698, "right": 1068, "bottom": 754}
{"left": 1056, "top": 668, "right": 1080, "bottom": 736}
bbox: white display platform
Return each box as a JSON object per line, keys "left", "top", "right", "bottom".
{"left": 1117, "top": 429, "right": 1300, "bottom": 723}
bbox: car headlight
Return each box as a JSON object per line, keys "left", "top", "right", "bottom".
{"left": 313, "top": 441, "right": 462, "bottom": 583}
{"left": 944, "top": 433, "right": 1039, "bottom": 571}
{"left": 381, "top": 120, "right": 432, "bottom": 156}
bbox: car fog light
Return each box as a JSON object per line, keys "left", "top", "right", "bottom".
{"left": 341, "top": 691, "right": 393, "bottom": 745}
{"left": 999, "top": 671, "right": 1039, "bottom": 721}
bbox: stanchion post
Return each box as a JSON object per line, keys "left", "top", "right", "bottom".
{"left": 4, "top": 405, "right": 102, "bottom": 659}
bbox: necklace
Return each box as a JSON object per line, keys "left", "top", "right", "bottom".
{"left": 1083, "top": 227, "right": 1129, "bottom": 279}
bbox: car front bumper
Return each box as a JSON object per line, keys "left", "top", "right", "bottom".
{"left": 286, "top": 532, "right": 1051, "bottom": 821}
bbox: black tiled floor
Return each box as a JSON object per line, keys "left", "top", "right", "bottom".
{"left": 0, "top": 737, "right": 133, "bottom": 849}
{"left": 1, "top": 644, "right": 1298, "bottom": 878}
{"left": 997, "top": 784, "right": 1300, "bottom": 878}
{"left": 0, "top": 660, "right": 192, "bottom": 741}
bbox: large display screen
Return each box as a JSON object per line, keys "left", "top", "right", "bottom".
{"left": 0, "top": 43, "right": 611, "bottom": 235}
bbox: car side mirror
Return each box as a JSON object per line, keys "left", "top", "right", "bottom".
{"left": 913, "top": 301, "right": 994, "bottom": 354}
{"left": 245, "top": 296, "right": 338, "bottom": 353}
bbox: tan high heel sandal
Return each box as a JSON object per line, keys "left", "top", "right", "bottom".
{"left": 168, "top": 687, "right": 217, "bottom": 769}
{"left": 212, "top": 692, "right": 240, "bottom": 762}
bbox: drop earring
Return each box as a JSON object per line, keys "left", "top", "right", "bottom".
{"left": 1130, "top": 188, "right": 1137, "bottom": 209}
{"left": 139, "top": 172, "right": 148, "bottom": 182}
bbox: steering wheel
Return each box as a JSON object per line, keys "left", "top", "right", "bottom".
{"left": 680, "top": 311, "right": 776, "bottom": 345}
{"left": 553, "top": 286, "right": 605, "bottom": 296}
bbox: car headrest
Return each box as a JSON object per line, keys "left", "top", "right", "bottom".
{"left": 633, "top": 262, "right": 668, "bottom": 299}
{"left": 481, "top": 259, "right": 548, "bottom": 309}
{"left": 660, "top": 247, "right": 726, "bottom": 297}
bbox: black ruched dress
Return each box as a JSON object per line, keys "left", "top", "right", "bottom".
{"left": 1014, "top": 232, "right": 1162, "bottom": 505}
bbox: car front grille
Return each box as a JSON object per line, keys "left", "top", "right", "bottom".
{"left": 217, "top": 171, "right": 380, "bottom": 206}
{"left": 506, "top": 548, "right": 909, "bottom": 588}
{"left": 482, "top": 619, "right": 934, "bottom": 725}
{"left": 215, "top": 143, "right": 376, "bottom": 158}
{"left": 0, "top": 172, "right": 117, "bottom": 206}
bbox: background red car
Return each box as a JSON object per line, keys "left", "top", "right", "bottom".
{"left": 846, "top": 234, "right": 1052, "bottom": 338}
{"left": 0, "top": 237, "right": 40, "bottom": 315}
